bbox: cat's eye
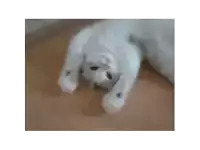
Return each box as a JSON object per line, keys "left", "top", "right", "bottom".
{"left": 66, "top": 71, "right": 70, "bottom": 76}
{"left": 106, "top": 72, "right": 112, "bottom": 80}
{"left": 116, "top": 92, "right": 122, "bottom": 98}
{"left": 90, "top": 66, "right": 99, "bottom": 71}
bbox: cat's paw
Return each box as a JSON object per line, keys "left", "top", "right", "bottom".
{"left": 58, "top": 72, "right": 78, "bottom": 93}
{"left": 102, "top": 92, "right": 124, "bottom": 114}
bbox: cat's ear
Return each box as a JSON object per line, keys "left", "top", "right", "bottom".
{"left": 99, "top": 54, "right": 114, "bottom": 67}
{"left": 99, "top": 55, "right": 109, "bottom": 65}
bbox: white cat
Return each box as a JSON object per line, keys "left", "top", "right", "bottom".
{"left": 58, "top": 19, "right": 174, "bottom": 114}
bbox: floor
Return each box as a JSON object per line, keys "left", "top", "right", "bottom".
{"left": 25, "top": 20, "right": 174, "bottom": 131}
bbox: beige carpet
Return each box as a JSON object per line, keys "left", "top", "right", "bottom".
{"left": 25, "top": 20, "right": 174, "bottom": 131}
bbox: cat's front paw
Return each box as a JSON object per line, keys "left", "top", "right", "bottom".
{"left": 58, "top": 71, "right": 78, "bottom": 93}
{"left": 102, "top": 92, "right": 124, "bottom": 114}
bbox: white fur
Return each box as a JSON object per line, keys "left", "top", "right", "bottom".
{"left": 58, "top": 20, "right": 174, "bottom": 114}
